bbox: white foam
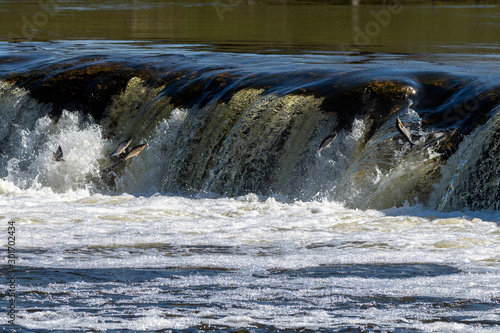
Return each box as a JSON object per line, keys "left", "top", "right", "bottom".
{"left": 2, "top": 191, "right": 499, "bottom": 270}
{"left": 4, "top": 110, "right": 107, "bottom": 193}
{"left": 2, "top": 189, "right": 499, "bottom": 331}
{"left": 0, "top": 179, "right": 22, "bottom": 196}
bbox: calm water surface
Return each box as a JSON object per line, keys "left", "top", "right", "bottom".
{"left": 1, "top": 0, "right": 500, "bottom": 54}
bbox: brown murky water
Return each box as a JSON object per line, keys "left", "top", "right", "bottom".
{"left": 1, "top": 0, "right": 500, "bottom": 54}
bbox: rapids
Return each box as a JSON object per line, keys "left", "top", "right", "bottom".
{"left": 1, "top": 47, "right": 500, "bottom": 210}
{"left": 1, "top": 42, "right": 500, "bottom": 333}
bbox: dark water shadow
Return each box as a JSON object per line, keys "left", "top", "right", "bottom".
{"left": 268, "top": 263, "right": 461, "bottom": 279}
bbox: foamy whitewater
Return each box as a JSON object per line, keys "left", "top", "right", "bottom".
{"left": 2, "top": 185, "right": 500, "bottom": 332}
{"left": 1, "top": 43, "right": 500, "bottom": 332}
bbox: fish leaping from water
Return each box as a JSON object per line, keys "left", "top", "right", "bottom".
{"left": 110, "top": 137, "right": 132, "bottom": 158}
{"left": 122, "top": 144, "right": 146, "bottom": 160}
{"left": 53, "top": 145, "right": 65, "bottom": 162}
{"left": 317, "top": 132, "right": 338, "bottom": 155}
{"left": 396, "top": 118, "right": 414, "bottom": 147}
{"left": 104, "top": 142, "right": 146, "bottom": 173}
{"left": 420, "top": 128, "right": 457, "bottom": 149}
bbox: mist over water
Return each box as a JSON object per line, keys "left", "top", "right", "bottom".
{"left": 2, "top": 1, "right": 500, "bottom": 332}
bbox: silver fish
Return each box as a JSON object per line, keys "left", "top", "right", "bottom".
{"left": 396, "top": 118, "right": 414, "bottom": 146}
{"left": 317, "top": 132, "right": 338, "bottom": 155}
{"left": 53, "top": 145, "right": 65, "bottom": 162}
{"left": 122, "top": 144, "right": 146, "bottom": 160}
{"left": 420, "top": 128, "right": 456, "bottom": 149}
{"left": 110, "top": 137, "right": 132, "bottom": 158}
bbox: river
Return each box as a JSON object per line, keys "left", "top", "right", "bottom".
{"left": 1, "top": 1, "right": 500, "bottom": 332}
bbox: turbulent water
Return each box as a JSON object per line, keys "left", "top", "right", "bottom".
{"left": 1, "top": 40, "right": 500, "bottom": 332}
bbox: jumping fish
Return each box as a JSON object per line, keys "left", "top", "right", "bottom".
{"left": 420, "top": 128, "right": 456, "bottom": 149}
{"left": 396, "top": 118, "right": 414, "bottom": 146}
{"left": 317, "top": 132, "right": 338, "bottom": 155}
{"left": 52, "top": 145, "right": 65, "bottom": 162}
{"left": 110, "top": 137, "right": 132, "bottom": 158}
{"left": 122, "top": 144, "right": 146, "bottom": 160}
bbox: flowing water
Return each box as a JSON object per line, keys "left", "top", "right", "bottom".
{"left": 1, "top": 1, "right": 500, "bottom": 332}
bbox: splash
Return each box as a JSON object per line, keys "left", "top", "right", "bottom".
{"left": 1, "top": 57, "right": 500, "bottom": 211}
{"left": 4, "top": 110, "right": 107, "bottom": 193}
{"left": 112, "top": 107, "right": 188, "bottom": 195}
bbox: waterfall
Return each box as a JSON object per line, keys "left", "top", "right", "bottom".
{"left": 1, "top": 57, "right": 500, "bottom": 210}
